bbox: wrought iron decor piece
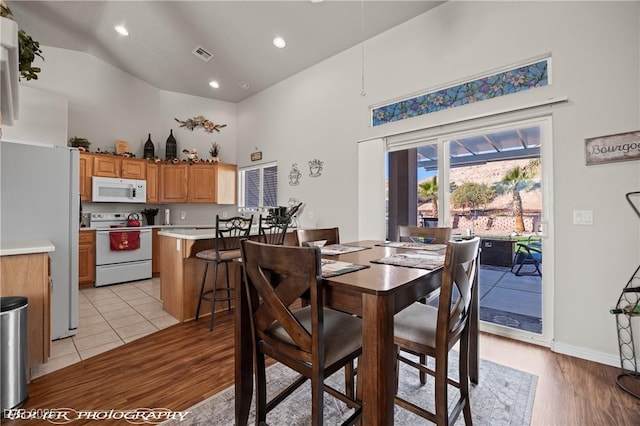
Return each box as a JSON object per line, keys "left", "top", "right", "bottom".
{"left": 371, "top": 58, "right": 550, "bottom": 127}
{"left": 289, "top": 163, "right": 301, "bottom": 186}
{"left": 308, "top": 159, "right": 323, "bottom": 177}
{"left": 585, "top": 130, "right": 640, "bottom": 166}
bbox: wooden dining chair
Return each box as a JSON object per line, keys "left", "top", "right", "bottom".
{"left": 397, "top": 225, "right": 452, "bottom": 244}
{"left": 194, "top": 215, "right": 253, "bottom": 331}
{"left": 295, "top": 227, "right": 340, "bottom": 246}
{"left": 393, "top": 237, "right": 480, "bottom": 426}
{"left": 258, "top": 215, "right": 289, "bottom": 245}
{"left": 240, "top": 239, "right": 362, "bottom": 426}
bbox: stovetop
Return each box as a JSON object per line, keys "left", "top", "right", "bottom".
{"left": 90, "top": 212, "right": 133, "bottom": 228}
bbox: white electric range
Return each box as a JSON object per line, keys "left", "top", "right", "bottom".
{"left": 90, "top": 212, "right": 152, "bottom": 287}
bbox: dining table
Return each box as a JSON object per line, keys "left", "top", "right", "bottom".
{"left": 234, "top": 239, "right": 479, "bottom": 425}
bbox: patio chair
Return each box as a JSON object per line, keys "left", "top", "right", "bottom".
{"left": 511, "top": 236, "right": 542, "bottom": 276}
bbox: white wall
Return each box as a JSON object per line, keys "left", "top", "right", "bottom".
{"left": 11, "top": 46, "right": 238, "bottom": 224}
{"left": 237, "top": 1, "right": 640, "bottom": 362}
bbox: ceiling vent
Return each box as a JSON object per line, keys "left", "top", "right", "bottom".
{"left": 192, "top": 46, "right": 213, "bottom": 62}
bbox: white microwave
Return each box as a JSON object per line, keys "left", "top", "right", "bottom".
{"left": 92, "top": 177, "right": 147, "bottom": 203}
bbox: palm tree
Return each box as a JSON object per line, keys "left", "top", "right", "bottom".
{"left": 418, "top": 175, "right": 438, "bottom": 219}
{"left": 494, "top": 159, "right": 540, "bottom": 233}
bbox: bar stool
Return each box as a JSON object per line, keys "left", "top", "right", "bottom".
{"left": 195, "top": 215, "right": 253, "bottom": 331}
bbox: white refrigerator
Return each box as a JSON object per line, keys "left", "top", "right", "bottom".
{"left": 1, "top": 140, "right": 79, "bottom": 339}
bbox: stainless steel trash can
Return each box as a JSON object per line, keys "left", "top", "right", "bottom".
{"left": 1, "top": 296, "right": 29, "bottom": 413}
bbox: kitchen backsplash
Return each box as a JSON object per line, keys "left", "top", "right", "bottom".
{"left": 82, "top": 202, "right": 239, "bottom": 226}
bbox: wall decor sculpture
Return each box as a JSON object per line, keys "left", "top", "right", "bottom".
{"left": 289, "top": 163, "right": 302, "bottom": 186}
{"left": 308, "top": 159, "right": 323, "bottom": 177}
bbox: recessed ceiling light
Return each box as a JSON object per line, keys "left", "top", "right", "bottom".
{"left": 273, "top": 37, "right": 286, "bottom": 49}
{"left": 239, "top": 82, "right": 251, "bottom": 90}
{"left": 310, "top": 0, "right": 323, "bottom": 3}
{"left": 209, "top": 81, "right": 220, "bottom": 89}
{"left": 114, "top": 25, "right": 129, "bottom": 36}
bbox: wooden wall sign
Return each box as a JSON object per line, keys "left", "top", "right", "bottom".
{"left": 585, "top": 130, "right": 640, "bottom": 166}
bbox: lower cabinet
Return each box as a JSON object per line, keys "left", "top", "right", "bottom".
{"left": 0, "top": 252, "right": 51, "bottom": 370}
{"left": 79, "top": 230, "right": 96, "bottom": 287}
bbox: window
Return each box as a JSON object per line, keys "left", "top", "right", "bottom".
{"left": 238, "top": 162, "right": 278, "bottom": 209}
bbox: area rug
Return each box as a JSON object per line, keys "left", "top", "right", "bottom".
{"left": 162, "top": 352, "right": 537, "bottom": 426}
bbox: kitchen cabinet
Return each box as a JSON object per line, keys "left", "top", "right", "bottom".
{"left": 121, "top": 158, "right": 147, "bottom": 179}
{"left": 1, "top": 251, "right": 51, "bottom": 370}
{"left": 78, "top": 230, "right": 96, "bottom": 287}
{"left": 187, "top": 163, "right": 217, "bottom": 203}
{"left": 93, "top": 155, "right": 148, "bottom": 179}
{"left": 146, "top": 162, "right": 159, "bottom": 203}
{"left": 79, "top": 152, "right": 93, "bottom": 201}
{"left": 159, "top": 163, "right": 188, "bottom": 203}
{"left": 214, "top": 163, "right": 238, "bottom": 205}
{"left": 93, "top": 155, "right": 122, "bottom": 178}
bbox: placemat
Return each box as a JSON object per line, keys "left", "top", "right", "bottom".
{"left": 320, "top": 244, "right": 371, "bottom": 256}
{"left": 321, "top": 259, "right": 370, "bottom": 278}
{"left": 377, "top": 241, "right": 447, "bottom": 251}
{"left": 371, "top": 252, "right": 445, "bottom": 270}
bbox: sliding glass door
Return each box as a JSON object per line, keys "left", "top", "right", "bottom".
{"left": 386, "top": 116, "right": 553, "bottom": 343}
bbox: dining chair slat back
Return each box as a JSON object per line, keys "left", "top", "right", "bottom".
{"left": 393, "top": 236, "right": 480, "bottom": 425}
{"left": 258, "top": 215, "right": 289, "bottom": 245}
{"left": 397, "top": 225, "right": 451, "bottom": 244}
{"left": 240, "top": 239, "right": 362, "bottom": 426}
{"left": 295, "top": 227, "right": 340, "bottom": 247}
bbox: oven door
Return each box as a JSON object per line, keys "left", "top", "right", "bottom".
{"left": 96, "top": 228, "right": 152, "bottom": 265}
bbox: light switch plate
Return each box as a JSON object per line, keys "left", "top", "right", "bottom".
{"left": 573, "top": 210, "right": 593, "bottom": 225}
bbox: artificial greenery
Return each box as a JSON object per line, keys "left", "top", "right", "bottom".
{"left": 18, "top": 29, "right": 44, "bottom": 81}
{"left": 68, "top": 136, "right": 91, "bottom": 150}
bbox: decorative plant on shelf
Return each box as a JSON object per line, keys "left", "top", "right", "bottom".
{"left": 209, "top": 142, "right": 220, "bottom": 161}
{"left": 1, "top": 1, "right": 44, "bottom": 81}
{"left": 68, "top": 136, "right": 91, "bottom": 151}
{"left": 18, "top": 29, "right": 44, "bottom": 81}
{"left": 174, "top": 115, "right": 226, "bottom": 162}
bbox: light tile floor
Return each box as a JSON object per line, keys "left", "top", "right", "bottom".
{"left": 32, "top": 277, "right": 179, "bottom": 379}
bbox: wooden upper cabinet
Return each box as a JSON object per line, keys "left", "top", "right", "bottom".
{"left": 93, "top": 155, "right": 122, "bottom": 178}
{"left": 159, "top": 163, "right": 188, "bottom": 203}
{"left": 146, "top": 162, "right": 159, "bottom": 203}
{"left": 121, "top": 158, "right": 147, "bottom": 179}
{"left": 187, "top": 163, "right": 216, "bottom": 203}
{"left": 79, "top": 152, "right": 93, "bottom": 201}
{"left": 214, "top": 163, "right": 237, "bottom": 205}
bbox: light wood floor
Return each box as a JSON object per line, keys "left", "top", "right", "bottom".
{"left": 7, "top": 310, "right": 639, "bottom": 426}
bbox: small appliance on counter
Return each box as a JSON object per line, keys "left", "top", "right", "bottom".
{"left": 141, "top": 208, "right": 159, "bottom": 226}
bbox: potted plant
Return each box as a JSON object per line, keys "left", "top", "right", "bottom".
{"left": 68, "top": 136, "right": 91, "bottom": 151}
{"left": 209, "top": 142, "right": 220, "bottom": 162}
{"left": 2, "top": 1, "right": 44, "bottom": 81}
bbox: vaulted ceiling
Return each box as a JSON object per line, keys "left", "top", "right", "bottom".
{"left": 10, "top": 1, "right": 444, "bottom": 103}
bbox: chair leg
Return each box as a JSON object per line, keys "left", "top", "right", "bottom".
{"left": 255, "top": 351, "right": 268, "bottom": 424}
{"left": 419, "top": 354, "right": 427, "bottom": 385}
{"left": 210, "top": 261, "right": 220, "bottom": 332}
{"left": 460, "top": 332, "right": 473, "bottom": 426}
{"left": 434, "top": 353, "right": 449, "bottom": 426}
{"left": 345, "top": 360, "right": 355, "bottom": 400}
{"left": 195, "top": 262, "right": 209, "bottom": 321}
{"left": 311, "top": 371, "right": 324, "bottom": 426}
{"left": 224, "top": 261, "right": 232, "bottom": 311}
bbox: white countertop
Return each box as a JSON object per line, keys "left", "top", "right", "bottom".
{"left": 157, "top": 228, "right": 217, "bottom": 240}
{"left": 0, "top": 239, "right": 55, "bottom": 256}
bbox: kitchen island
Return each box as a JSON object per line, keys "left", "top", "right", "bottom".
{"left": 157, "top": 227, "right": 296, "bottom": 322}
{"left": 157, "top": 229, "right": 223, "bottom": 322}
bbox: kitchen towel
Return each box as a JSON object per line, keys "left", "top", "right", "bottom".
{"left": 109, "top": 230, "right": 140, "bottom": 251}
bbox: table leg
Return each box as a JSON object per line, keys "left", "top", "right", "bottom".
{"left": 235, "top": 276, "right": 253, "bottom": 425}
{"left": 361, "top": 293, "right": 395, "bottom": 425}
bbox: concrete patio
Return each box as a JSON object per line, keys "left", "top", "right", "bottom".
{"left": 478, "top": 264, "right": 543, "bottom": 333}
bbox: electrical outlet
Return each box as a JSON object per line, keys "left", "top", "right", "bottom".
{"left": 180, "top": 211, "right": 186, "bottom": 220}
{"left": 222, "top": 211, "right": 228, "bottom": 219}
{"left": 308, "top": 211, "right": 314, "bottom": 219}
